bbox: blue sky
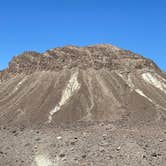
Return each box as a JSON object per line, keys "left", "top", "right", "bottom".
{"left": 0, "top": 0, "right": 166, "bottom": 70}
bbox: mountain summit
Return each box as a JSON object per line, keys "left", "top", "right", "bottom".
{"left": 0, "top": 44, "right": 166, "bottom": 126}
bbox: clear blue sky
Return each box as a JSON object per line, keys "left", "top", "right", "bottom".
{"left": 0, "top": 0, "right": 166, "bottom": 70}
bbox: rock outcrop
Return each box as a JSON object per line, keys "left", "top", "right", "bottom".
{"left": 0, "top": 44, "right": 160, "bottom": 81}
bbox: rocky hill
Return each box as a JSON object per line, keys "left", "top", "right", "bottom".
{"left": 0, "top": 44, "right": 166, "bottom": 126}
{"left": 0, "top": 44, "right": 166, "bottom": 166}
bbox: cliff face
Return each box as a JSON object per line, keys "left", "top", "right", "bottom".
{"left": 0, "top": 44, "right": 166, "bottom": 126}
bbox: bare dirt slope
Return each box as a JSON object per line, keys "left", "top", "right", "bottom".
{"left": 0, "top": 44, "right": 166, "bottom": 165}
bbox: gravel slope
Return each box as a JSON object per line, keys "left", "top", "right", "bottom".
{"left": 0, "top": 122, "right": 166, "bottom": 166}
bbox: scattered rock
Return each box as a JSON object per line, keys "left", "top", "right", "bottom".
{"left": 142, "top": 155, "right": 146, "bottom": 159}
{"left": 12, "top": 130, "right": 17, "bottom": 134}
{"left": 103, "top": 134, "right": 107, "bottom": 140}
{"left": 59, "top": 153, "right": 65, "bottom": 158}
{"left": 0, "top": 151, "right": 4, "bottom": 154}
{"left": 57, "top": 136, "right": 62, "bottom": 140}
{"left": 99, "top": 147, "right": 105, "bottom": 153}
{"left": 36, "top": 131, "right": 39, "bottom": 134}
{"left": 159, "top": 139, "right": 164, "bottom": 142}
{"left": 70, "top": 138, "right": 78, "bottom": 145}
{"left": 82, "top": 154, "right": 87, "bottom": 158}
{"left": 116, "top": 146, "right": 121, "bottom": 151}
{"left": 151, "top": 152, "right": 161, "bottom": 157}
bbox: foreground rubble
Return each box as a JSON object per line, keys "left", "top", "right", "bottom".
{"left": 0, "top": 122, "right": 166, "bottom": 166}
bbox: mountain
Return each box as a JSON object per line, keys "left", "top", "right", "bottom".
{"left": 0, "top": 44, "right": 166, "bottom": 127}
{"left": 1, "top": 44, "right": 166, "bottom": 166}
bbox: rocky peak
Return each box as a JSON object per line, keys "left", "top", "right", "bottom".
{"left": 0, "top": 44, "right": 160, "bottom": 81}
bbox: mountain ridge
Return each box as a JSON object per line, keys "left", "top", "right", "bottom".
{"left": 0, "top": 44, "right": 160, "bottom": 82}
